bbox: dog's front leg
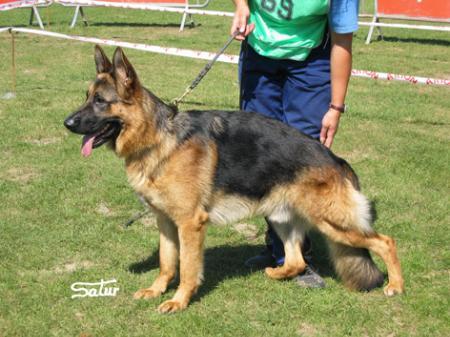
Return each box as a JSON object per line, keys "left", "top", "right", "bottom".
{"left": 134, "top": 213, "right": 179, "bottom": 300}
{"left": 157, "top": 209, "right": 208, "bottom": 314}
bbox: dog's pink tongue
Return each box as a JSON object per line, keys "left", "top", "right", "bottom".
{"left": 81, "top": 135, "right": 96, "bottom": 157}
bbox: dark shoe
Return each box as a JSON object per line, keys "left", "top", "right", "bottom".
{"left": 295, "top": 265, "right": 326, "bottom": 289}
{"left": 244, "top": 249, "right": 276, "bottom": 269}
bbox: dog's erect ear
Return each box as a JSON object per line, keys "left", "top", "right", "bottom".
{"left": 112, "top": 47, "right": 140, "bottom": 99}
{"left": 94, "top": 45, "right": 112, "bottom": 74}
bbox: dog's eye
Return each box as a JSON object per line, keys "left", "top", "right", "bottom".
{"left": 94, "top": 93, "right": 107, "bottom": 105}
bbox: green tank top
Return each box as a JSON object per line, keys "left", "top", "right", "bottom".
{"left": 248, "top": 0, "right": 329, "bottom": 61}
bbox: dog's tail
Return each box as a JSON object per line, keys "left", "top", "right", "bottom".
{"left": 327, "top": 241, "right": 384, "bottom": 291}
{"left": 331, "top": 165, "right": 384, "bottom": 291}
{"left": 320, "top": 157, "right": 384, "bottom": 291}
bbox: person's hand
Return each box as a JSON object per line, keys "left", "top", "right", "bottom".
{"left": 231, "top": 0, "right": 255, "bottom": 41}
{"left": 320, "top": 108, "right": 341, "bottom": 148}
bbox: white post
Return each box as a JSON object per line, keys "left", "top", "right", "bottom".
{"left": 32, "top": 6, "right": 45, "bottom": 30}
{"left": 180, "top": 1, "right": 190, "bottom": 31}
{"left": 70, "top": 5, "right": 81, "bottom": 28}
{"left": 365, "top": 0, "right": 383, "bottom": 44}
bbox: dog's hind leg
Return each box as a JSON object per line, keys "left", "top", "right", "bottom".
{"left": 292, "top": 168, "right": 403, "bottom": 295}
{"left": 317, "top": 221, "right": 404, "bottom": 296}
{"left": 134, "top": 212, "right": 179, "bottom": 300}
{"left": 264, "top": 206, "right": 307, "bottom": 280}
{"left": 157, "top": 208, "right": 208, "bottom": 314}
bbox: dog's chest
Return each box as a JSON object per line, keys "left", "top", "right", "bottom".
{"left": 126, "top": 168, "right": 166, "bottom": 210}
{"left": 127, "top": 169, "right": 147, "bottom": 192}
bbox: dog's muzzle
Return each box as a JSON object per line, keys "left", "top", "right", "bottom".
{"left": 64, "top": 115, "right": 81, "bottom": 132}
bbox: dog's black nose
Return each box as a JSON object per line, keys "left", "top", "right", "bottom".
{"left": 64, "top": 116, "right": 79, "bottom": 130}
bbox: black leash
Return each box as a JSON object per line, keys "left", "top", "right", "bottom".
{"left": 171, "top": 30, "right": 239, "bottom": 106}
{"left": 123, "top": 209, "right": 151, "bottom": 228}
{"left": 123, "top": 195, "right": 151, "bottom": 228}
{"left": 123, "top": 32, "right": 238, "bottom": 228}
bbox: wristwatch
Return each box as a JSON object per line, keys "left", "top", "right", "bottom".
{"left": 329, "top": 103, "right": 347, "bottom": 113}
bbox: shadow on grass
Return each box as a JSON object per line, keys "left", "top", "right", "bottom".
{"left": 375, "top": 36, "right": 450, "bottom": 47}
{"left": 128, "top": 233, "right": 336, "bottom": 302}
{"left": 128, "top": 249, "right": 160, "bottom": 274}
{"left": 180, "top": 101, "right": 239, "bottom": 110}
{"left": 89, "top": 22, "right": 197, "bottom": 29}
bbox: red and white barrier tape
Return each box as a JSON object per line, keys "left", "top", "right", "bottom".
{"left": 0, "top": 0, "right": 35, "bottom": 11}
{"left": 359, "top": 21, "right": 450, "bottom": 32}
{"left": 0, "top": 0, "right": 51, "bottom": 11}
{"left": 56, "top": 0, "right": 234, "bottom": 17}
{"left": 1, "top": 28, "right": 449, "bottom": 86}
{"left": 351, "top": 69, "right": 449, "bottom": 86}
{"left": 9, "top": 27, "right": 240, "bottom": 63}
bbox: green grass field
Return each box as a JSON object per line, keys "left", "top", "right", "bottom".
{"left": 1, "top": 1, "right": 449, "bottom": 336}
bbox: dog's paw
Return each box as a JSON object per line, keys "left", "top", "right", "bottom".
{"left": 133, "top": 288, "right": 162, "bottom": 300}
{"left": 265, "top": 266, "right": 303, "bottom": 280}
{"left": 157, "top": 300, "right": 186, "bottom": 314}
{"left": 383, "top": 283, "right": 404, "bottom": 297}
{"left": 265, "top": 266, "right": 286, "bottom": 279}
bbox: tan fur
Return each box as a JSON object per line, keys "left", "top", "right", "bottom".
{"left": 208, "top": 192, "right": 258, "bottom": 225}
{"left": 128, "top": 150, "right": 404, "bottom": 310}
{"left": 286, "top": 167, "right": 402, "bottom": 295}
{"left": 133, "top": 212, "right": 178, "bottom": 300}
{"left": 291, "top": 168, "right": 362, "bottom": 229}
{"left": 112, "top": 98, "right": 163, "bottom": 158}
{"left": 76, "top": 47, "right": 404, "bottom": 313}
{"left": 124, "top": 134, "right": 217, "bottom": 312}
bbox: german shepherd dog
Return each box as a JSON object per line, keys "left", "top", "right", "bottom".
{"left": 64, "top": 46, "right": 404, "bottom": 313}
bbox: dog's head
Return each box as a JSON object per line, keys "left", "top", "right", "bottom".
{"left": 64, "top": 46, "right": 144, "bottom": 157}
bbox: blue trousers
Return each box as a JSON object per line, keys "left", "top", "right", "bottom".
{"left": 239, "top": 40, "right": 331, "bottom": 264}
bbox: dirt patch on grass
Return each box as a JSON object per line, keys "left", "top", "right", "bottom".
{"left": 23, "top": 68, "right": 39, "bottom": 75}
{"left": 25, "top": 136, "right": 62, "bottom": 146}
{"left": 79, "top": 333, "right": 92, "bottom": 337}
{"left": 2, "top": 167, "right": 40, "bottom": 184}
{"left": 232, "top": 222, "right": 259, "bottom": 241}
{"left": 26, "top": 260, "right": 96, "bottom": 278}
{"left": 139, "top": 213, "right": 157, "bottom": 229}
{"left": 96, "top": 202, "right": 114, "bottom": 217}
{"left": 297, "top": 322, "right": 319, "bottom": 336}
{"left": 53, "top": 260, "right": 95, "bottom": 274}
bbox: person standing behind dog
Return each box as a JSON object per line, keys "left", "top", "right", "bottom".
{"left": 231, "top": 0, "right": 359, "bottom": 288}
